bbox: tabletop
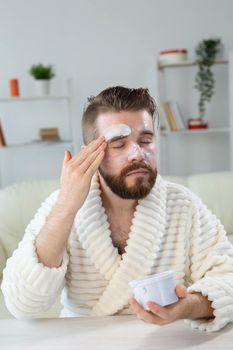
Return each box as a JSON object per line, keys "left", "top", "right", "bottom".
{"left": 1, "top": 315, "right": 233, "bottom": 350}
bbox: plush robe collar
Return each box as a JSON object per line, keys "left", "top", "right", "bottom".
{"left": 74, "top": 173, "right": 167, "bottom": 316}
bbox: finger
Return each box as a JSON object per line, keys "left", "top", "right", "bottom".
{"left": 129, "top": 299, "right": 154, "bottom": 321}
{"left": 129, "top": 299, "right": 165, "bottom": 325}
{"left": 63, "top": 150, "right": 72, "bottom": 165}
{"left": 129, "top": 299, "right": 153, "bottom": 321}
{"left": 175, "top": 285, "right": 187, "bottom": 299}
{"left": 129, "top": 298, "right": 143, "bottom": 314}
{"left": 70, "top": 136, "right": 105, "bottom": 166}
{"left": 146, "top": 301, "right": 170, "bottom": 320}
{"left": 80, "top": 141, "right": 107, "bottom": 173}
{"left": 85, "top": 149, "right": 105, "bottom": 176}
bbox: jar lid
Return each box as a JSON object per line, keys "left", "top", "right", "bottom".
{"left": 160, "top": 49, "right": 187, "bottom": 55}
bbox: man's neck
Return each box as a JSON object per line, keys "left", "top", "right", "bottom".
{"left": 98, "top": 174, "right": 138, "bottom": 214}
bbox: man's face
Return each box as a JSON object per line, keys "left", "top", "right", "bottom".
{"left": 96, "top": 110, "right": 157, "bottom": 200}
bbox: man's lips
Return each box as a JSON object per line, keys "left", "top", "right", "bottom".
{"left": 126, "top": 168, "right": 149, "bottom": 176}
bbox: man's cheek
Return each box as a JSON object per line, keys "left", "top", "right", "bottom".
{"left": 145, "top": 149, "right": 157, "bottom": 164}
{"left": 103, "top": 151, "right": 127, "bottom": 168}
{"left": 100, "top": 154, "right": 117, "bottom": 172}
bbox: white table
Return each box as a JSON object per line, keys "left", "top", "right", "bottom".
{"left": 1, "top": 315, "right": 233, "bottom": 350}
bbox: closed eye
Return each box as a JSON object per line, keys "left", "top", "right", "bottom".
{"left": 140, "top": 141, "right": 152, "bottom": 144}
{"left": 112, "top": 144, "right": 124, "bottom": 149}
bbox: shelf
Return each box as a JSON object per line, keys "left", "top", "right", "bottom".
{"left": 160, "top": 128, "right": 230, "bottom": 136}
{"left": 157, "top": 51, "right": 233, "bottom": 176}
{"left": 0, "top": 96, "right": 69, "bottom": 102}
{"left": 158, "top": 59, "right": 228, "bottom": 70}
{"left": 0, "top": 140, "right": 73, "bottom": 149}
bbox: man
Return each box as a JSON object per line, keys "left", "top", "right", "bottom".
{"left": 2, "top": 86, "right": 233, "bottom": 332}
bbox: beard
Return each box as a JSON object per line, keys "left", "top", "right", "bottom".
{"left": 98, "top": 161, "right": 157, "bottom": 200}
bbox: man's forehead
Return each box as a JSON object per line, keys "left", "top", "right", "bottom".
{"left": 96, "top": 110, "right": 154, "bottom": 133}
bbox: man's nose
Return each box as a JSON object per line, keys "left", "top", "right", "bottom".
{"left": 127, "top": 144, "right": 145, "bottom": 162}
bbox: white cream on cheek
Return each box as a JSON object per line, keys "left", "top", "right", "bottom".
{"left": 101, "top": 123, "right": 156, "bottom": 169}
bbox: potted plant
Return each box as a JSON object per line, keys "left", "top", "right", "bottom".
{"left": 192, "top": 38, "right": 222, "bottom": 128}
{"left": 29, "top": 63, "right": 55, "bottom": 96}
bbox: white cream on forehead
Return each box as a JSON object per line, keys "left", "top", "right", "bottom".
{"left": 103, "top": 123, "right": 132, "bottom": 142}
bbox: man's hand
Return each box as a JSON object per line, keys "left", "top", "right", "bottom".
{"left": 35, "top": 136, "right": 107, "bottom": 268}
{"left": 58, "top": 136, "right": 106, "bottom": 214}
{"left": 129, "top": 285, "right": 214, "bottom": 326}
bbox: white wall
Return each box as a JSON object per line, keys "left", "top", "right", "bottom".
{"left": 0, "top": 0, "right": 232, "bottom": 182}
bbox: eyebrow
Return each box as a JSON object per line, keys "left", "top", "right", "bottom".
{"left": 140, "top": 130, "right": 154, "bottom": 137}
{"left": 108, "top": 135, "right": 128, "bottom": 143}
{"left": 108, "top": 130, "right": 154, "bottom": 144}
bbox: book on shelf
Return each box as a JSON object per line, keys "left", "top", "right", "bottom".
{"left": 162, "top": 101, "right": 186, "bottom": 131}
{"left": 158, "top": 103, "right": 171, "bottom": 132}
{"left": 163, "top": 102, "right": 178, "bottom": 131}
{"left": 0, "top": 122, "right": 6, "bottom": 147}
{"left": 169, "top": 101, "right": 186, "bottom": 130}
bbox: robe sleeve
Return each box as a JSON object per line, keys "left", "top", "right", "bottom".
{"left": 185, "top": 194, "right": 233, "bottom": 332}
{"left": 1, "top": 190, "right": 69, "bottom": 319}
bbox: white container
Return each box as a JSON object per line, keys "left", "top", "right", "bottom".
{"left": 129, "top": 270, "right": 178, "bottom": 310}
{"left": 34, "top": 79, "right": 50, "bottom": 96}
{"left": 158, "top": 49, "right": 188, "bottom": 65}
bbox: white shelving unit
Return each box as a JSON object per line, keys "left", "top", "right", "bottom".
{"left": 157, "top": 53, "right": 232, "bottom": 176}
{"left": 0, "top": 96, "right": 70, "bottom": 102}
{"left": 158, "top": 59, "right": 228, "bottom": 70}
{"left": 0, "top": 90, "right": 74, "bottom": 188}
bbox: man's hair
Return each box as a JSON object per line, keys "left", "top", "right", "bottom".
{"left": 82, "top": 86, "right": 158, "bottom": 144}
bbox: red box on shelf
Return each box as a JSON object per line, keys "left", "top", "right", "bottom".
{"left": 188, "top": 118, "right": 208, "bottom": 129}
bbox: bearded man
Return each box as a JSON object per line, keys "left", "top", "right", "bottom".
{"left": 2, "top": 86, "right": 233, "bottom": 332}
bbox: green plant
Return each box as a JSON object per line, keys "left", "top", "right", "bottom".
{"left": 195, "top": 38, "right": 221, "bottom": 119}
{"left": 29, "top": 63, "right": 55, "bottom": 80}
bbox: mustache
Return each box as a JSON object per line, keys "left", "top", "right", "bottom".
{"left": 120, "top": 161, "right": 154, "bottom": 177}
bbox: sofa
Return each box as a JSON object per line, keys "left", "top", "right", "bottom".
{"left": 0, "top": 172, "right": 233, "bottom": 319}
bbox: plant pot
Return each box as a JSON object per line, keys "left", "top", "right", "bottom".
{"left": 34, "top": 79, "right": 50, "bottom": 96}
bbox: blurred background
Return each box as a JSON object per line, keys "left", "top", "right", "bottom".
{"left": 0, "top": 0, "right": 232, "bottom": 186}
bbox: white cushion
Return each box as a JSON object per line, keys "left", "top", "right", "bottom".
{"left": 187, "top": 172, "right": 233, "bottom": 234}
{"left": 163, "top": 176, "right": 188, "bottom": 187}
{"left": 0, "top": 243, "right": 6, "bottom": 279}
{"left": 0, "top": 179, "right": 59, "bottom": 259}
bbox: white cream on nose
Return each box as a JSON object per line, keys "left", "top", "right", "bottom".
{"left": 127, "top": 143, "right": 145, "bottom": 161}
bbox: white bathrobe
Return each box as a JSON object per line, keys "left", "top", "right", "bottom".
{"left": 2, "top": 174, "right": 233, "bottom": 332}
